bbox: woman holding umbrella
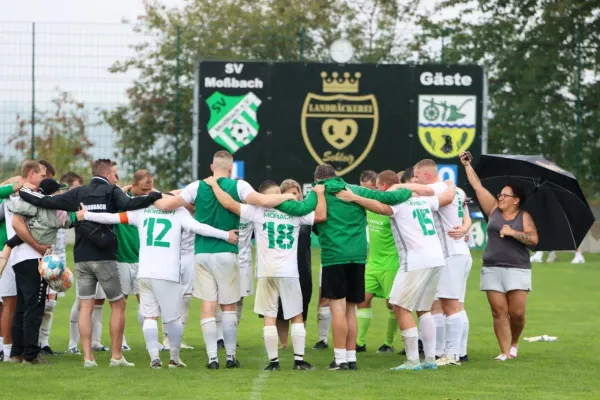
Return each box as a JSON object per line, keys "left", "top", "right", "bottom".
{"left": 459, "top": 152, "right": 538, "bottom": 361}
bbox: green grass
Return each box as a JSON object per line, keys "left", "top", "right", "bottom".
{"left": 1, "top": 248, "right": 599, "bottom": 400}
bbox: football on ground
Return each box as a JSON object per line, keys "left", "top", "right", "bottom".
{"left": 0, "top": 247, "right": 598, "bottom": 400}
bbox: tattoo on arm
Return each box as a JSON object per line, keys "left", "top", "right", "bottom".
{"left": 512, "top": 231, "right": 534, "bottom": 245}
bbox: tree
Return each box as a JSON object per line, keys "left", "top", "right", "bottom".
{"left": 11, "top": 90, "right": 95, "bottom": 181}
{"left": 105, "top": 0, "right": 422, "bottom": 188}
{"left": 411, "top": 0, "right": 600, "bottom": 199}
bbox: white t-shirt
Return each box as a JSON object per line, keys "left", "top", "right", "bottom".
{"left": 4, "top": 195, "right": 43, "bottom": 265}
{"left": 180, "top": 179, "right": 255, "bottom": 204}
{"left": 52, "top": 228, "right": 67, "bottom": 259}
{"left": 85, "top": 206, "right": 229, "bottom": 282}
{"left": 241, "top": 205, "right": 314, "bottom": 278}
{"left": 428, "top": 182, "right": 470, "bottom": 256}
{"left": 389, "top": 196, "right": 445, "bottom": 272}
{"left": 238, "top": 218, "right": 254, "bottom": 269}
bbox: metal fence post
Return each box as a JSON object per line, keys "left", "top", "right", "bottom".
{"left": 31, "top": 22, "right": 36, "bottom": 160}
{"left": 575, "top": 22, "right": 582, "bottom": 180}
{"left": 175, "top": 24, "right": 181, "bottom": 187}
{"left": 299, "top": 27, "right": 305, "bottom": 61}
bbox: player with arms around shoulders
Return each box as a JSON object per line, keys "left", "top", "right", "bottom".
{"left": 204, "top": 176, "right": 327, "bottom": 370}
{"left": 153, "top": 150, "right": 295, "bottom": 369}
{"left": 336, "top": 170, "right": 456, "bottom": 371}
{"left": 76, "top": 202, "right": 237, "bottom": 368}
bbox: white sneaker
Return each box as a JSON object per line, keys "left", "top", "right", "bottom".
{"left": 436, "top": 355, "right": 461, "bottom": 366}
{"left": 169, "top": 359, "right": 187, "bottom": 368}
{"left": 84, "top": 359, "right": 98, "bottom": 368}
{"left": 110, "top": 357, "right": 135, "bottom": 367}
{"left": 494, "top": 354, "right": 508, "bottom": 361}
{"left": 509, "top": 346, "right": 518, "bottom": 358}
{"left": 546, "top": 251, "right": 557, "bottom": 263}
{"left": 180, "top": 342, "right": 194, "bottom": 350}
{"left": 571, "top": 254, "right": 585, "bottom": 264}
{"left": 530, "top": 251, "right": 544, "bottom": 263}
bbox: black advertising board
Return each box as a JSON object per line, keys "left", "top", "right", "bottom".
{"left": 196, "top": 61, "right": 484, "bottom": 194}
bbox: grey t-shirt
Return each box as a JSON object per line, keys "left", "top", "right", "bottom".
{"left": 483, "top": 208, "right": 531, "bottom": 269}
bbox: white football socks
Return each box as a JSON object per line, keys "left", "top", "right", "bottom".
{"left": 137, "top": 306, "right": 144, "bottom": 327}
{"left": 236, "top": 299, "right": 243, "bottom": 324}
{"left": 334, "top": 348, "right": 347, "bottom": 365}
{"left": 418, "top": 312, "right": 436, "bottom": 361}
{"left": 222, "top": 311, "right": 238, "bottom": 359}
{"left": 68, "top": 298, "right": 80, "bottom": 349}
{"left": 38, "top": 299, "right": 56, "bottom": 348}
{"left": 166, "top": 318, "right": 183, "bottom": 363}
{"left": 201, "top": 317, "right": 218, "bottom": 362}
{"left": 291, "top": 323, "right": 305, "bottom": 361}
{"left": 460, "top": 310, "right": 469, "bottom": 357}
{"left": 142, "top": 319, "right": 159, "bottom": 360}
{"left": 264, "top": 325, "right": 279, "bottom": 362}
{"left": 215, "top": 308, "right": 224, "bottom": 342}
{"left": 445, "top": 312, "right": 463, "bottom": 360}
{"left": 3, "top": 344, "right": 11, "bottom": 361}
{"left": 91, "top": 305, "right": 103, "bottom": 347}
{"left": 433, "top": 313, "right": 446, "bottom": 357}
{"left": 317, "top": 307, "right": 331, "bottom": 344}
{"left": 181, "top": 295, "right": 191, "bottom": 327}
{"left": 401, "top": 327, "right": 419, "bottom": 363}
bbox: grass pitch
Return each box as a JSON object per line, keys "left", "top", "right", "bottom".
{"left": 0, "top": 249, "right": 598, "bottom": 400}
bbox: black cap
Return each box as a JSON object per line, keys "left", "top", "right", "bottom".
{"left": 39, "top": 179, "right": 69, "bottom": 195}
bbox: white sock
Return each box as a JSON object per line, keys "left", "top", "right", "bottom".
{"left": 215, "top": 308, "right": 224, "bottom": 342}
{"left": 346, "top": 349, "right": 357, "bottom": 363}
{"left": 401, "top": 327, "right": 420, "bottom": 363}
{"left": 460, "top": 310, "right": 469, "bottom": 357}
{"left": 68, "top": 298, "right": 80, "bottom": 349}
{"left": 0, "top": 336, "right": 3, "bottom": 347}
{"left": 38, "top": 299, "right": 56, "bottom": 348}
{"left": 166, "top": 318, "right": 183, "bottom": 363}
{"left": 3, "top": 344, "right": 12, "bottom": 361}
{"left": 142, "top": 319, "right": 160, "bottom": 360}
{"left": 236, "top": 299, "right": 243, "bottom": 324}
{"left": 317, "top": 306, "right": 331, "bottom": 343}
{"left": 91, "top": 305, "right": 103, "bottom": 346}
{"left": 433, "top": 313, "right": 445, "bottom": 357}
{"left": 445, "top": 312, "right": 463, "bottom": 360}
{"left": 291, "top": 323, "right": 305, "bottom": 361}
{"left": 334, "top": 348, "right": 347, "bottom": 365}
{"left": 264, "top": 325, "right": 279, "bottom": 362}
{"left": 418, "top": 312, "right": 436, "bottom": 360}
{"left": 222, "top": 310, "right": 238, "bottom": 359}
{"left": 122, "top": 334, "right": 129, "bottom": 348}
{"left": 181, "top": 296, "right": 191, "bottom": 329}
{"left": 201, "top": 317, "right": 218, "bottom": 362}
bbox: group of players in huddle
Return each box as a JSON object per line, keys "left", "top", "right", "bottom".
{"left": 0, "top": 151, "right": 473, "bottom": 372}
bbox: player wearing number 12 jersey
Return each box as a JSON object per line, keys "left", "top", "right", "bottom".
{"left": 77, "top": 204, "right": 237, "bottom": 369}
{"left": 335, "top": 170, "right": 455, "bottom": 371}
{"left": 205, "top": 177, "right": 327, "bottom": 370}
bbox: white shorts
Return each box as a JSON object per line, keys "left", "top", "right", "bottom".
{"left": 0, "top": 261, "right": 16, "bottom": 297}
{"left": 180, "top": 251, "right": 195, "bottom": 295}
{"left": 254, "top": 277, "right": 303, "bottom": 320}
{"left": 389, "top": 267, "right": 442, "bottom": 312}
{"left": 193, "top": 253, "right": 240, "bottom": 305}
{"left": 75, "top": 281, "right": 107, "bottom": 300}
{"left": 139, "top": 278, "right": 183, "bottom": 323}
{"left": 118, "top": 262, "right": 139, "bottom": 296}
{"left": 436, "top": 255, "right": 472, "bottom": 300}
{"left": 239, "top": 266, "right": 254, "bottom": 297}
{"left": 459, "top": 255, "right": 473, "bottom": 302}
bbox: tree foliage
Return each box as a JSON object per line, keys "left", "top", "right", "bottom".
{"left": 11, "top": 90, "right": 95, "bottom": 181}
{"left": 105, "top": 0, "right": 420, "bottom": 189}
{"left": 412, "top": 0, "right": 600, "bottom": 198}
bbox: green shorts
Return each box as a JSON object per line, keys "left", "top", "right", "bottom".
{"left": 364, "top": 269, "right": 397, "bottom": 299}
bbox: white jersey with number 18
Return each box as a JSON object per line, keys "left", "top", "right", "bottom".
{"left": 85, "top": 207, "right": 229, "bottom": 282}
{"left": 389, "top": 196, "right": 445, "bottom": 272}
{"left": 241, "top": 205, "right": 314, "bottom": 278}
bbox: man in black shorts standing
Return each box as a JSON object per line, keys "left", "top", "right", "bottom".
{"left": 313, "top": 164, "right": 412, "bottom": 370}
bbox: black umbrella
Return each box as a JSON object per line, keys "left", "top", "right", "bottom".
{"left": 474, "top": 154, "right": 595, "bottom": 251}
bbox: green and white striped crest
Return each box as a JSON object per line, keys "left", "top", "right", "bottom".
{"left": 206, "top": 91, "right": 262, "bottom": 154}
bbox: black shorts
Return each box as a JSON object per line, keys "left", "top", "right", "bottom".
{"left": 321, "top": 263, "right": 365, "bottom": 304}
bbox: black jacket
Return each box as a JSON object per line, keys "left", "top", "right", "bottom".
{"left": 19, "top": 176, "right": 161, "bottom": 262}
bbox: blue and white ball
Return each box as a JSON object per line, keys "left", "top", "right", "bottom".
{"left": 39, "top": 254, "right": 65, "bottom": 281}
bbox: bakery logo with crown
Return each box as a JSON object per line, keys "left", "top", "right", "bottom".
{"left": 301, "top": 71, "right": 379, "bottom": 176}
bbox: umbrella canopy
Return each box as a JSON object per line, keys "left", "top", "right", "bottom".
{"left": 474, "top": 154, "right": 595, "bottom": 251}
